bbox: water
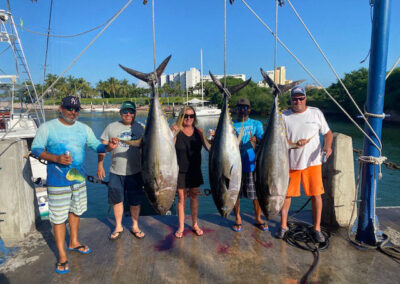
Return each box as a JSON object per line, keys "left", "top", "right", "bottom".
{"left": 44, "top": 111, "right": 400, "bottom": 218}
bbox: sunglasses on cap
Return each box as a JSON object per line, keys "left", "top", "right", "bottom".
{"left": 63, "top": 107, "right": 80, "bottom": 112}
{"left": 291, "top": 97, "right": 306, "bottom": 102}
{"left": 121, "top": 109, "right": 135, "bottom": 114}
{"left": 184, "top": 114, "right": 195, "bottom": 119}
{"left": 236, "top": 105, "right": 249, "bottom": 111}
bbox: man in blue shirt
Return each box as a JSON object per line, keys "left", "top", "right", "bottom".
{"left": 32, "top": 96, "right": 118, "bottom": 274}
{"left": 232, "top": 98, "right": 268, "bottom": 232}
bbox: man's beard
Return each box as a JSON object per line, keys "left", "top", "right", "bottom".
{"left": 60, "top": 112, "right": 77, "bottom": 124}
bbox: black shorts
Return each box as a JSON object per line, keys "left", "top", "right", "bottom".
{"left": 177, "top": 171, "right": 203, "bottom": 189}
{"left": 108, "top": 172, "right": 144, "bottom": 206}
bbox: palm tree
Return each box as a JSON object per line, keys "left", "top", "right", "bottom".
{"left": 105, "top": 77, "right": 119, "bottom": 98}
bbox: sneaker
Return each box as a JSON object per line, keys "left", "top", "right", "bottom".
{"left": 313, "top": 230, "right": 325, "bottom": 243}
{"left": 275, "top": 227, "right": 289, "bottom": 239}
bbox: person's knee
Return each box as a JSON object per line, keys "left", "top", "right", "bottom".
{"left": 189, "top": 190, "right": 199, "bottom": 200}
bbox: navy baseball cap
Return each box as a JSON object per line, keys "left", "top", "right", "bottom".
{"left": 61, "top": 96, "right": 81, "bottom": 108}
{"left": 120, "top": 101, "right": 136, "bottom": 111}
{"left": 291, "top": 86, "right": 306, "bottom": 96}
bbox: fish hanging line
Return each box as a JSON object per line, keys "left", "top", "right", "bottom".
{"left": 237, "top": 0, "right": 386, "bottom": 168}
{"left": 0, "top": 0, "right": 133, "bottom": 141}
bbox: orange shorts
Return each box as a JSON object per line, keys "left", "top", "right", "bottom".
{"left": 286, "top": 165, "right": 324, "bottom": 197}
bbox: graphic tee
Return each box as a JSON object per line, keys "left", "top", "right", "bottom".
{"left": 282, "top": 107, "right": 330, "bottom": 170}
{"left": 32, "top": 119, "right": 106, "bottom": 187}
{"left": 233, "top": 118, "right": 264, "bottom": 172}
{"left": 100, "top": 121, "right": 144, "bottom": 176}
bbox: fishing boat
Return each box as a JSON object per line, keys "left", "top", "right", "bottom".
{"left": 0, "top": 9, "right": 48, "bottom": 219}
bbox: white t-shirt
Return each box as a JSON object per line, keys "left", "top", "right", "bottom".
{"left": 282, "top": 107, "right": 330, "bottom": 170}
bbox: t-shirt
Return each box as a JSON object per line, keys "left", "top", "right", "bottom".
{"left": 282, "top": 107, "right": 330, "bottom": 170}
{"left": 233, "top": 118, "right": 264, "bottom": 172}
{"left": 31, "top": 118, "right": 106, "bottom": 187}
{"left": 100, "top": 121, "right": 144, "bottom": 175}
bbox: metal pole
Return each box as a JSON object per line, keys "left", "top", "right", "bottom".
{"left": 356, "top": 0, "right": 391, "bottom": 245}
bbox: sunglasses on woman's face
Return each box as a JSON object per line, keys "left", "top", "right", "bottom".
{"left": 63, "top": 107, "right": 80, "bottom": 112}
{"left": 184, "top": 114, "right": 195, "bottom": 119}
{"left": 121, "top": 109, "right": 135, "bottom": 114}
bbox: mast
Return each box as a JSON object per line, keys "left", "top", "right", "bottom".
{"left": 355, "top": 0, "right": 391, "bottom": 245}
{"left": 201, "top": 48, "right": 204, "bottom": 107}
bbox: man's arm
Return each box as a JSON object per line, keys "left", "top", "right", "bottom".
{"left": 40, "top": 150, "right": 72, "bottom": 165}
{"left": 97, "top": 140, "right": 108, "bottom": 180}
{"left": 323, "top": 130, "right": 333, "bottom": 159}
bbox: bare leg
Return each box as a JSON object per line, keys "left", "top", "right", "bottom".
{"left": 280, "top": 197, "right": 292, "bottom": 229}
{"left": 130, "top": 204, "right": 144, "bottom": 238}
{"left": 68, "top": 212, "right": 89, "bottom": 252}
{"left": 53, "top": 223, "right": 68, "bottom": 271}
{"left": 176, "top": 188, "right": 187, "bottom": 237}
{"left": 110, "top": 202, "right": 124, "bottom": 236}
{"left": 253, "top": 200, "right": 268, "bottom": 230}
{"left": 232, "top": 198, "right": 242, "bottom": 231}
{"left": 311, "top": 195, "right": 322, "bottom": 231}
{"left": 189, "top": 188, "right": 203, "bottom": 235}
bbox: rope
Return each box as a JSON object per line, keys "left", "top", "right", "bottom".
{"left": 19, "top": 12, "right": 117, "bottom": 38}
{"left": 0, "top": 45, "right": 11, "bottom": 56}
{"left": 359, "top": 155, "right": 387, "bottom": 180}
{"left": 286, "top": 0, "right": 382, "bottom": 154}
{"left": 239, "top": 0, "right": 382, "bottom": 154}
{"left": 0, "top": 0, "right": 133, "bottom": 141}
{"left": 42, "top": 0, "right": 53, "bottom": 96}
{"left": 273, "top": 0, "right": 278, "bottom": 74}
{"left": 152, "top": 0, "right": 156, "bottom": 71}
{"left": 224, "top": 0, "right": 227, "bottom": 87}
{"left": 386, "top": 56, "right": 400, "bottom": 80}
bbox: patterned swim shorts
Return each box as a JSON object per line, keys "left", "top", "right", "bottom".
{"left": 47, "top": 182, "right": 87, "bottom": 224}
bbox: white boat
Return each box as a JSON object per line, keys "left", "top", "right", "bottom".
{"left": 0, "top": 9, "right": 48, "bottom": 219}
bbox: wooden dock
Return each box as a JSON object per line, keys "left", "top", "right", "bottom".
{"left": 1, "top": 208, "right": 399, "bottom": 283}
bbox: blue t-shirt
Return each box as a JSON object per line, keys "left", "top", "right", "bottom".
{"left": 233, "top": 118, "right": 264, "bottom": 172}
{"left": 31, "top": 118, "right": 106, "bottom": 187}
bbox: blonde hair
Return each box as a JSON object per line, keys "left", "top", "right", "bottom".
{"left": 176, "top": 105, "right": 198, "bottom": 128}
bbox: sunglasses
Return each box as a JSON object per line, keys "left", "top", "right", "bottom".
{"left": 63, "top": 107, "right": 80, "bottom": 112}
{"left": 184, "top": 114, "right": 195, "bottom": 119}
{"left": 121, "top": 109, "right": 135, "bottom": 114}
{"left": 236, "top": 105, "right": 249, "bottom": 111}
{"left": 291, "top": 97, "right": 306, "bottom": 102}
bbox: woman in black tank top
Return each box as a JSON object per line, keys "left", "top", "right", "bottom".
{"left": 172, "top": 106, "right": 210, "bottom": 238}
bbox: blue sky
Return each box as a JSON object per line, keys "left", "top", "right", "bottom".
{"left": 3, "top": 0, "right": 400, "bottom": 88}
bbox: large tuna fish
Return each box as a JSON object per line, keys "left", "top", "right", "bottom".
{"left": 255, "top": 68, "right": 304, "bottom": 218}
{"left": 208, "top": 72, "right": 251, "bottom": 217}
{"left": 119, "top": 55, "right": 178, "bottom": 215}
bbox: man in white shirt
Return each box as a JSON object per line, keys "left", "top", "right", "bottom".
{"left": 277, "top": 86, "right": 333, "bottom": 242}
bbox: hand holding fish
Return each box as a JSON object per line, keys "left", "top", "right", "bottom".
{"left": 56, "top": 154, "right": 72, "bottom": 165}
{"left": 296, "top": 139, "right": 309, "bottom": 147}
{"left": 106, "top": 138, "right": 119, "bottom": 151}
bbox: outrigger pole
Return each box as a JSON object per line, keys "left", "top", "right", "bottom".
{"left": 356, "top": 0, "right": 391, "bottom": 245}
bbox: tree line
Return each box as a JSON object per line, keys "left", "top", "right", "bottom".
{"left": 25, "top": 67, "right": 400, "bottom": 115}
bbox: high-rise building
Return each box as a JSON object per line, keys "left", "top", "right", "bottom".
{"left": 257, "top": 66, "right": 293, "bottom": 86}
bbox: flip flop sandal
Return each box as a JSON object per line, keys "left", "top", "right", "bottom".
{"left": 55, "top": 260, "right": 69, "bottom": 274}
{"left": 108, "top": 230, "right": 124, "bottom": 241}
{"left": 67, "top": 245, "right": 92, "bottom": 254}
{"left": 232, "top": 223, "right": 242, "bottom": 232}
{"left": 175, "top": 230, "right": 184, "bottom": 239}
{"left": 130, "top": 230, "right": 145, "bottom": 239}
{"left": 192, "top": 228, "right": 203, "bottom": 236}
{"left": 255, "top": 223, "right": 269, "bottom": 231}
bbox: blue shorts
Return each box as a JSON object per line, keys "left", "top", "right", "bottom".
{"left": 108, "top": 172, "right": 144, "bottom": 206}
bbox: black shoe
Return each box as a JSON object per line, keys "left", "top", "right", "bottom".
{"left": 313, "top": 230, "right": 325, "bottom": 243}
{"left": 275, "top": 227, "right": 288, "bottom": 239}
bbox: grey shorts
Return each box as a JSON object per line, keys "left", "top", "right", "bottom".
{"left": 108, "top": 172, "right": 144, "bottom": 206}
{"left": 239, "top": 172, "right": 257, "bottom": 200}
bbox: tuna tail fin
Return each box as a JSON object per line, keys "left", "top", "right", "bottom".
{"left": 260, "top": 68, "right": 305, "bottom": 97}
{"left": 119, "top": 55, "right": 172, "bottom": 85}
{"left": 229, "top": 0, "right": 235, "bottom": 4}
{"left": 209, "top": 71, "right": 251, "bottom": 98}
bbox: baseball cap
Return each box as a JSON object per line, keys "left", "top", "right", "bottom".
{"left": 61, "top": 96, "right": 81, "bottom": 108}
{"left": 120, "top": 101, "right": 136, "bottom": 111}
{"left": 291, "top": 86, "right": 306, "bottom": 96}
{"left": 236, "top": 97, "right": 250, "bottom": 107}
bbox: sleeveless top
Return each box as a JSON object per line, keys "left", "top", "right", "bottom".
{"left": 175, "top": 128, "right": 203, "bottom": 174}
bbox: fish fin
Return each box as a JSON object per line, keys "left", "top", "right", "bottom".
{"left": 228, "top": 78, "right": 251, "bottom": 95}
{"left": 229, "top": 0, "right": 235, "bottom": 4}
{"left": 120, "top": 138, "right": 142, "bottom": 147}
{"left": 260, "top": 68, "right": 305, "bottom": 97}
{"left": 119, "top": 55, "right": 172, "bottom": 85}
{"left": 209, "top": 71, "right": 230, "bottom": 97}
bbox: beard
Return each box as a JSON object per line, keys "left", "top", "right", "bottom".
{"left": 60, "top": 112, "right": 77, "bottom": 124}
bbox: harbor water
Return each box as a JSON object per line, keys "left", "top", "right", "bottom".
{"left": 44, "top": 110, "right": 400, "bottom": 218}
